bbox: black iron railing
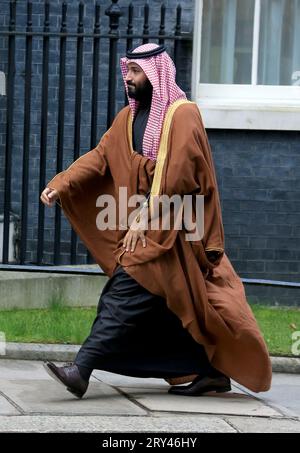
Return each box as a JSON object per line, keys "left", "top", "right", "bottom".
{"left": 0, "top": 0, "right": 192, "bottom": 266}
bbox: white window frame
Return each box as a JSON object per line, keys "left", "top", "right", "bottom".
{"left": 191, "top": 0, "right": 300, "bottom": 130}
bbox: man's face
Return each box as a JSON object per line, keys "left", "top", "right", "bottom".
{"left": 125, "top": 62, "right": 152, "bottom": 100}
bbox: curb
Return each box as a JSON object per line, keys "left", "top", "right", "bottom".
{"left": 3, "top": 343, "right": 80, "bottom": 362}
{"left": 270, "top": 356, "right": 300, "bottom": 374}
{"left": 1, "top": 342, "right": 300, "bottom": 374}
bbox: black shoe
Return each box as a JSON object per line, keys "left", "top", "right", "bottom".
{"left": 43, "top": 361, "right": 88, "bottom": 398}
{"left": 168, "top": 375, "right": 231, "bottom": 396}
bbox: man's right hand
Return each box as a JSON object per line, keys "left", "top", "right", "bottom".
{"left": 40, "top": 187, "right": 59, "bottom": 207}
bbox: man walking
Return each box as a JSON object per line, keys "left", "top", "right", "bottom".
{"left": 41, "top": 44, "right": 272, "bottom": 398}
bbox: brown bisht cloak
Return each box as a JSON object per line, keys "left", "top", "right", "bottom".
{"left": 47, "top": 101, "right": 272, "bottom": 392}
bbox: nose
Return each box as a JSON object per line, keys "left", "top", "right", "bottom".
{"left": 125, "top": 70, "right": 133, "bottom": 83}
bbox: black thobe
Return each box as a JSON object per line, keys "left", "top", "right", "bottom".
{"left": 74, "top": 105, "right": 217, "bottom": 378}
{"left": 75, "top": 266, "right": 215, "bottom": 378}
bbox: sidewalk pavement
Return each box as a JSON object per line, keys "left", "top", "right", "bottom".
{"left": 0, "top": 357, "right": 300, "bottom": 433}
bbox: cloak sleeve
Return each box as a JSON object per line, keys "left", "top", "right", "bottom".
{"left": 45, "top": 128, "right": 119, "bottom": 276}
{"left": 161, "top": 103, "right": 225, "bottom": 265}
{"left": 47, "top": 131, "right": 109, "bottom": 207}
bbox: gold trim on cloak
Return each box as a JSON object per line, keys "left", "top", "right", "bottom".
{"left": 149, "top": 99, "right": 193, "bottom": 214}
{"left": 126, "top": 99, "right": 194, "bottom": 214}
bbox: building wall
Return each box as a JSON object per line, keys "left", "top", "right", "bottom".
{"left": 0, "top": 1, "right": 299, "bottom": 304}
{"left": 208, "top": 129, "right": 300, "bottom": 305}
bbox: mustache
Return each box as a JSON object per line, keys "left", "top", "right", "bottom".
{"left": 127, "top": 82, "right": 135, "bottom": 87}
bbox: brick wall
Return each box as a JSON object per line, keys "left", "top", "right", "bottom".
{"left": 208, "top": 130, "right": 300, "bottom": 283}
{"left": 208, "top": 129, "right": 300, "bottom": 305}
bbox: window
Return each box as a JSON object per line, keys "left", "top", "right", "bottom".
{"left": 192, "top": 0, "right": 300, "bottom": 130}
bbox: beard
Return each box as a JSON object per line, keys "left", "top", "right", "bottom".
{"left": 127, "top": 78, "right": 153, "bottom": 103}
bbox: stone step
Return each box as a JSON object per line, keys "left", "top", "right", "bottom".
{"left": 0, "top": 266, "right": 107, "bottom": 310}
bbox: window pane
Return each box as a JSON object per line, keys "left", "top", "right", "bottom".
{"left": 200, "top": 0, "right": 255, "bottom": 84}
{"left": 258, "top": 0, "right": 300, "bottom": 86}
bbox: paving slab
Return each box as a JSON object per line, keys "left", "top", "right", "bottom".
{"left": 0, "top": 359, "right": 52, "bottom": 380}
{"left": 0, "top": 360, "right": 298, "bottom": 434}
{"left": 119, "top": 386, "right": 282, "bottom": 417}
{"left": 225, "top": 416, "right": 300, "bottom": 433}
{"left": 0, "top": 414, "right": 236, "bottom": 433}
{"left": 235, "top": 373, "right": 300, "bottom": 418}
{"left": 0, "top": 394, "right": 20, "bottom": 415}
{"left": 0, "top": 379, "right": 146, "bottom": 416}
{"left": 92, "top": 369, "right": 170, "bottom": 389}
{"left": 87, "top": 369, "right": 288, "bottom": 418}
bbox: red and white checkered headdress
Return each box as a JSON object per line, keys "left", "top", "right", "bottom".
{"left": 120, "top": 43, "right": 186, "bottom": 161}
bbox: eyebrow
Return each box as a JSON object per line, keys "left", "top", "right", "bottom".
{"left": 127, "top": 64, "right": 142, "bottom": 70}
